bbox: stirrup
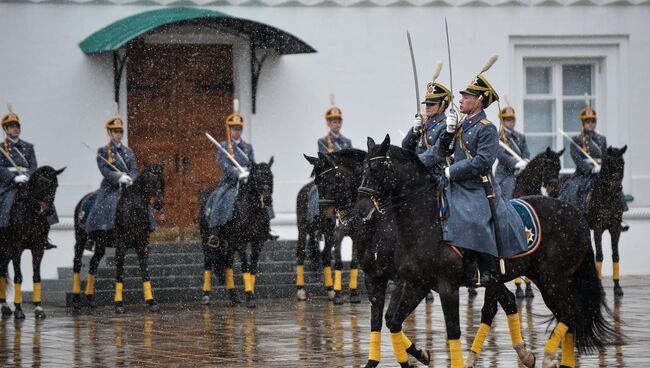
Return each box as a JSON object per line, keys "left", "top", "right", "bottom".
{"left": 84, "top": 239, "right": 95, "bottom": 251}
{"left": 207, "top": 235, "right": 220, "bottom": 248}
{"left": 621, "top": 221, "right": 630, "bottom": 232}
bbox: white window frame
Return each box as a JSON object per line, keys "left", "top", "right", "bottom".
{"left": 522, "top": 59, "right": 600, "bottom": 173}
{"left": 510, "top": 35, "right": 629, "bottom": 179}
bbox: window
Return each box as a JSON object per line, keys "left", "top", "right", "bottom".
{"left": 522, "top": 60, "right": 598, "bottom": 171}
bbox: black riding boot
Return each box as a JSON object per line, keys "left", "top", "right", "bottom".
{"left": 477, "top": 253, "right": 498, "bottom": 287}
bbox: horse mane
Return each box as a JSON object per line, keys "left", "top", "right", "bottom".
{"left": 385, "top": 145, "right": 431, "bottom": 177}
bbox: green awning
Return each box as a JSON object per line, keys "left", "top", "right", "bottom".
{"left": 79, "top": 8, "right": 316, "bottom": 55}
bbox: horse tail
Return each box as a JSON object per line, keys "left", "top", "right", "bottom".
{"left": 571, "top": 226, "right": 619, "bottom": 354}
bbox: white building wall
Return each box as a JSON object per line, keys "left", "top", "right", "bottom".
{"left": 0, "top": 4, "right": 648, "bottom": 294}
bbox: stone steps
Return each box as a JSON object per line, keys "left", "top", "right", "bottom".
{"left": 25, "top": 240, "right": 365, "bottom": 306}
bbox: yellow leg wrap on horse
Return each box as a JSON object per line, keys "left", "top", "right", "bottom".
{"left": 507, "top": 313, "right": 524, "bottom": 346}
{"left": 596, "top": 261, "right": 603, "bottom": 279}
{"left": 544, "top": 322, "right": 569, "bottom": 353}
{"left": 0, "top": 277, "right": 6, "bottom": 299}
{"left": 471, "top": 323, "right": 491, "bottom": 354}
{"left": 561, "top": 333, "right": 576, "bottom": 367}
{"left": 514, "top": 277, "right": 522, "bottom": 285}
{"left": 390, "top": 332, "right": 408, "bottom": 363}
{"left": 400, "top": 331, "right": 413, "bottom": 350}
{"left": 324, "top": 266, "right": 333, "bottom": 288}
{"left": 296, "top": 265, "right": 305, "bottom": 287}
{"left": 203, "top": 270, "right": 211, "bottom": 292}
{"left": 226, "top": 268, "right": 235, "bottom": 290}
{"left": 243, "top": 272, "right": 252, "bottom": 293}
{"left": 143, "top": 281, "right": 153, "bottom": 301}
{"left": 85, "top": 274, "right": 95, "bottom": 296}
{"left": 349, "top": 268, "right": 358, "bottom": 290}
{"left": 72, "top": 272, "right": 81, "bottom": 294}
{"left": 613, "top": 262, "right": 620, "bottom": 281}
{"left": 334, "top": 270, "right": 342, "bottom": 291}
{"left": 14, "top": 283, "right": 22, "bottom": 304}
{"left": 251, "top": 274, "right": 256, "bottom": 293}
{"left": 114, "top": 282, "right": 123, "bottom": 303}
{"left": 369, "top": 331, "right": 381, "bottom": 362}
{"left": 449, "top": 339, "right": 464, "bottom": 368}
{"left": 33, "top": 282, "right": 41, "bottom": 303}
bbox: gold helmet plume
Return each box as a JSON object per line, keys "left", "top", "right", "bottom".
{"left": 226, "top": 98, "right": 244, "bottom": 128}
{"left": 324, "top": 93, "right": 342, "bottom": 120}
{"left": 422, "top": 60, "right": 451, "bottom": 110}
{"left": 460, "top": 54, "right": 499, "bottom": 108}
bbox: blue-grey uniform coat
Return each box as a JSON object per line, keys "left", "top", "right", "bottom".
{"left": 495, "top": 128, "right": 530, "bottom": 200}
{"left": 0, "top": 138, "right": 54, "bottom": 228}
{"left": 309, "top": 133, "right": 353, "bottom": 222}
{"left": 207, "top": 139, "right": 255, "bottom": 228}
{"left": 85, "top": 143, "right": 139, "bottom": 232}
{"left": 558, "top": 132, "right": 628, "bottom": 212}
{"left": 437, "top": 111, "right": 528, "bottom": 257}
{"left": 406, "top": 113, "right": 448, "bottom": 175}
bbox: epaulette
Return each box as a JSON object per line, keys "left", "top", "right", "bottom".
{"left": 480, "top": 118, "right": 491, "bottom": 126}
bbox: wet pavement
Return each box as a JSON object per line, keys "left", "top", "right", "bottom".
{"left": 0, "top": 277, "right": 648, "bottom": 367}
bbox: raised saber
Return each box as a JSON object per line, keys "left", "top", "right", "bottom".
{"left": 205, "top": 132, "right": 245, "bottom": 174}
{"left": 558, "top": 129, "right": 600, "bottom": 168}
{"left": 498, "top": 141, "right": 524, "bottom": 163}
{"left": 81, "top": 142, "right": 124, "bottom": 175}
{"left": 406, "top": 31, "right": 422, "bottom": 119}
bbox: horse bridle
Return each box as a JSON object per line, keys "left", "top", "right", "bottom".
{"left": 316, "top": 162, "right": 355, "bottom": 208}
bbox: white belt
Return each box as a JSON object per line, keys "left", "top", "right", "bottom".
{"left": 7, "top": 167, "right": 27, "bottom": 173}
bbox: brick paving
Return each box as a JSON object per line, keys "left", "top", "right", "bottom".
{"left": 0, "top": 277, "right": 648, "bottom": 367}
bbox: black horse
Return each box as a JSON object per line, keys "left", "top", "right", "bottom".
{"left": 357, "top": 135, "right": 616, "bottom": 367}
{"left": 511, "top": 147, "right": 564, "bottom": 298}
{"left": 296, "top": 158, "right": 361, "bottom": 304}
{"left": 199, "top": 158, "right": 274, "bottom": 308}
{"left": 584, "top": 146, "right": 628, "bottom": 296}
{"left": 0, "top": 166, "right": 64, "bottom": 319}
{"left": 71, "top": 164, "right": 164, "bottom": 314}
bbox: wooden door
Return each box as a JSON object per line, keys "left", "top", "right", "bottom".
{"left": 127, "top": 44, "right": 233, "bottom": 229}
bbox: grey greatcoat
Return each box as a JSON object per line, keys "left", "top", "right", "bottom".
{"left": 308, "top": 133, "right": 353, "bottom": 222}
{"left": 85, "top": 143, "right": 139, "bottom": 232}
{"left": 406, "top": 113, "right": 448, "bottom": 176}
{"left": 0, "top": 138, "right": 49, "bottom": 228}
{"left": 558, "top": 132, "right": 628, "bottom": 212}
{"left": 495, "top": 128, "right": 530, "bottom": 200}
{"left": 437, "top": 111, "right": 528, "bottom": 257}
{"left": 207, "top": 139, "right": 255, "bottom": 228}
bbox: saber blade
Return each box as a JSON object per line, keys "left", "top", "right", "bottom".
{"left": 406, "top": 30, "right": 421, "bottom": 117}
{"left": 205, "top": 132, "right": 245, "bottom": 173}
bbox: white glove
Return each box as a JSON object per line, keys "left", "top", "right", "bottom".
{"left": 591, "top": 164, "right": 601, "bottom": 174}
{"left": 13, "top": 174, "right": 29, "bottom": 184}
{"left": 238, "top": 170, "right": 250, "bottom": 181}
{"left": 412, "top": 115, "right": 423, "bottom": 133}
{"left": 446, "top": 112, "right": 458, "bottom": 133}
{"left": 515, "top": 160, "right": 527, "bottom": 171}
{"left": 444, "top": 167, "right": 451, "bottom": 179}
{"left": 118, "top": 174, "right": 133, "bottom": 186}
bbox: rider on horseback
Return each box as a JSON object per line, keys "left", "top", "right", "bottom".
{"left": 206, "top": 108, "right": 276, "bottom": 247}
{"left": 437, "top": 73, "right": 528, "bottom": 287}
{"left": 495, "top": 104, "right": 530, "bottom": 200}
{"left": 0, "top": 104, "right": 58, "bottom": 248}
{"left": 559, "top": 102, "right": 629, "bottom": 230}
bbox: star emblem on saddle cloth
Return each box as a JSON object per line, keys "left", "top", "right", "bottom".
{"left": 525, "top": 227, "right": 534, "bottom": 244}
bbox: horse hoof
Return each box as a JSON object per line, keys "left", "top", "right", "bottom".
{"left": 34, "top": 307, "right": 46, "bottom": 320}
{"left": 1, "top": 304, "right": 12, "bottom": 318}
{"left": 148, "top": 302, "right": 160, "bottom": 313}
{"left": 542, "top": 351, "right": 558, "bottom": 368}
{"left": 14, "top": 309, "right": 25, "bottom": 320}
{"left": 614, "top": 285, "right": 624, "bottom": 297}
{"left": 202, "top": 295, "right": 211, "bottom": 305}
{"left": 364, "top": 360, "right": 379, "bottom": 368}
{"left": 86, "top": 295, "right": 97, "bottom": 309}
{"left": 333, "top": 292, "right": 345, "bottom": 305}
{"left": 417, "top": 349, "right": 431, "bottom": 365}
{"left": 246, "top": 293, "right": 256, "bottom": 309}
{"left": 296, "top": 289, "right": 307, "bottom": 301}
{"left": 350, "top": 290, "right": 362, "bottom": 304}
{"left": 425, "top": 291, "right": 434, "bottom": 304}
{"left": 515, "top": 286, "right": 524, "bottom": 299}
{"left": 115, "top": 303, "right": 126, "bottom": 314}
{"left": 468, "top": 287, "right": 478, "bottom": 297}
{"left": 327, "top": 289, "right": 336, "bottom": 301}
{"left": 525, "top": 286, "right": 535, "bottom": 298}
{"left": 515, "top": 343, "right": 536, "bottom": 368}
{"left": 465, "top": 351, "right": 478, "bottom": 367}
{"left": 229, "top": 290, "right": 241, "bottom": 305}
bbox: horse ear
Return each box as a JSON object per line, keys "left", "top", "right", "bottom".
{"left": 367, "top": 137, "right": 376, "bottom": 150}
{"left": 304, "top": 154, "right": 319, "bottom": 166}
{"left": 545, "top": 146, "right": 552, "bottom": 154}
{"left": 557, "top": 148, "right": 566, "bottom": 156}
{"left": 378, "top": 134, "right": 390, "bottom": 155}
{"left": 324, "top": 153, "right": 337, "bottom": 168}
{"left": 55, "top": 167, "right": 66, "bottom": 176}
{"left": 381, "top": 134, "right": 391, "bottom": 147}
{"left": 620, "top": 145, "right": 627, "bottom": 154}
{"left": 268, "top": 156, "right": 274, "bottom": 168}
